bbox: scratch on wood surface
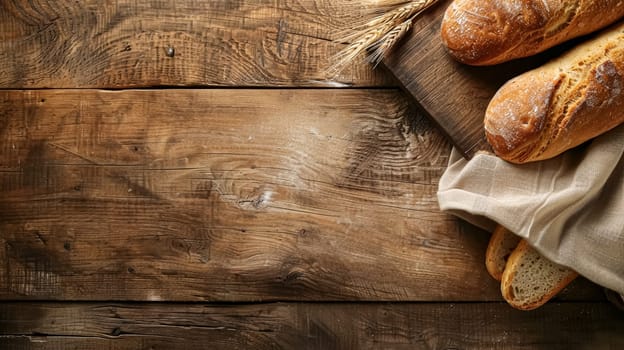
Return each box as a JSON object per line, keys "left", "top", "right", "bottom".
{"left": 305, "top": 80, "right": 353, "bottom": 87}
{"left": 8, "top": 261, "right": 61, "bottom": 297}
{"left": 277, "top": 19, "right": 287, "bottom": 57}
{"left": 48, "top": 142, "right": 100, "bottom": 165}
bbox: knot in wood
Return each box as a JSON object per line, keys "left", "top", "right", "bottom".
{"left": 111, "top": 327, "right": 122, "bottom": 336}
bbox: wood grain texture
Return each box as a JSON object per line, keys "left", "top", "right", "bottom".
{"left": 0, "top": 0, "right": 390, "bottom": 88}
{"left": 1, "top": 302, "right": 623, "bottom": 349}
{"left": 0, "top": 89, "right": 605, "bottom": 302}
{"left": 0, "top": 88, "right": 470, "bottom": 301}
{"left": 382, "top": 0, "right": 577, "bottom": 158}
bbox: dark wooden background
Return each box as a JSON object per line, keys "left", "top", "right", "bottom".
{"left": 0, "top": 1, "right": 622, "bottom": 349}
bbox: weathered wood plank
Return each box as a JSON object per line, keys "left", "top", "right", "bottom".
{"left": 1, "top": 302, "right": 622, "bottom": 349}
{"left": 0, "top": 0, "right": 390, "bottom": 88}
{"left": 0, "top": 89, "right": 604, "bottom": 301}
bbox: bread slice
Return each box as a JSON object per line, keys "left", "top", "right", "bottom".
{"left": 485, "top": 225, "right": 522, "bottom": 281}
{"left": 501, "top": 240, "right": 578, "bottom": 310}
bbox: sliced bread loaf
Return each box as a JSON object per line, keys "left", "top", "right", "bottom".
{"left": 501, "top": 239, "right": 578, "bottom": 310}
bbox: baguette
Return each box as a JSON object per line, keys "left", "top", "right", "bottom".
{"left": 501, "top": 240, "right": 578, "bottom": 310}
{"left": 484, "top": 21, "right": 624, "bottom": 163}
{"left": 440, "top": 0, "right": 624, "bottom": 65}
{"left": 485, "top": 226, "right": 521, "bottom": 281}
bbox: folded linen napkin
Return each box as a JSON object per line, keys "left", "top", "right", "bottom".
{"left": 437, "top": 124, "right": 624, "bottom": 295}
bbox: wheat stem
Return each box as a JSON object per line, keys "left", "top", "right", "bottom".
{"left": 368, "top": 0, "right": 431, "bottom": 28}
{"left": 328, "top": 0, "right": 438, "bottom": 75}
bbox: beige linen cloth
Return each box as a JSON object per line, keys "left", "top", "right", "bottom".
{"left": 437, "top": 124, "right": 624, "bottom": 295}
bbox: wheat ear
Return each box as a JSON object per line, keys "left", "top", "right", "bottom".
{"left": 368, "top": 19, "right": 413, "bottom": 66}
{"left": 328, "top": 0, "right": 438, "bottom": 75}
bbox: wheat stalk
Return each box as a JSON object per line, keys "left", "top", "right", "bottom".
{"left": 368, "top": 19, "right": 413, "bottom": 66}
{"left": 328, "top": 23, "right": 395, "bottom": 74}
{"left": 368, "top": 0, "right": 428, "bottom": 28}
{"left": 327, "top": 0, "right": 438, "bottom": 75}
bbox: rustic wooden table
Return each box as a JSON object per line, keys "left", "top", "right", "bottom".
{"left": 0, "top": 1, "right": 622, "bottom": 349}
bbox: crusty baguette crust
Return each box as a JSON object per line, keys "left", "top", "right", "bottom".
{"left": 484, "top": 21, "right": 624, "bottom": 163}
{"left": 501, "top": 240, "right": 578, "bottom": 311}
{"left": 485, "top": 226, "right": 521, "bottom": 281}
{"left": 441, "top": 0, "right": 624, "bottom": 65}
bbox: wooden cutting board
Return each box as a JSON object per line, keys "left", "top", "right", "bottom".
{"left": 382, "top": 0, "right": 573, "bottom": 158}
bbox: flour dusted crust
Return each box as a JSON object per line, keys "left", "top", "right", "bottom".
{"left": 441, "top": 0, "right": 624, "bottom": 65}
{"left": 484, "top": 21, "right": 624, "bottom": 163}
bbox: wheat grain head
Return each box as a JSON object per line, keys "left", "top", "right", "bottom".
{"left": 327, "top": 0, "right": 439, "bottom": 76}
